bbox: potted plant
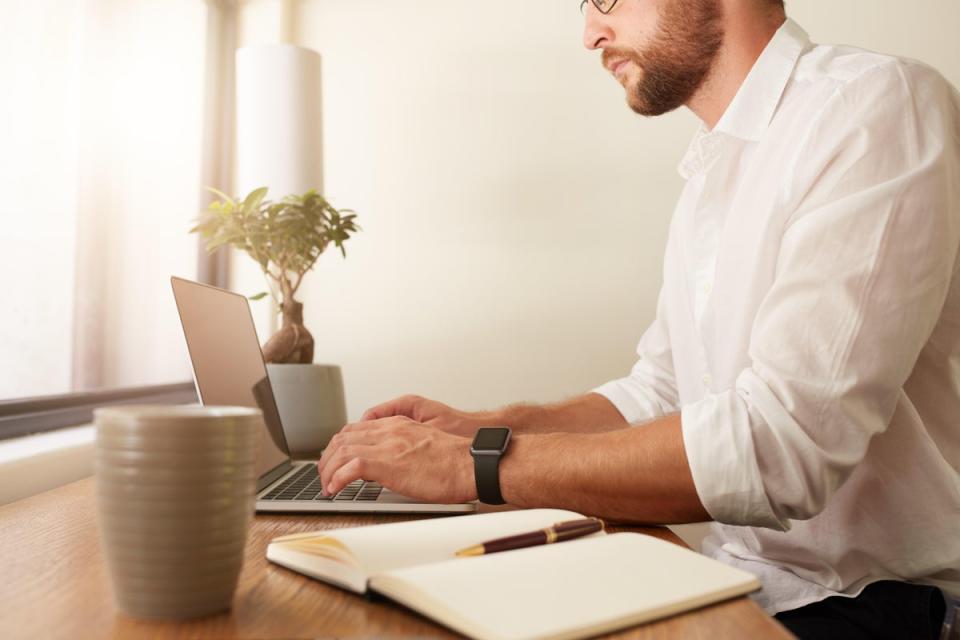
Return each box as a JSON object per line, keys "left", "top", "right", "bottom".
{"left": 191, "top": 187, "right": 359, "bottom": 457}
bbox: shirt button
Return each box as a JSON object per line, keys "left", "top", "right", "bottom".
{"left": 703, "top": 281, "right": 713, "bottom": 295}
{"left": 702, "top": 374, "right": 712, "bottom": 387}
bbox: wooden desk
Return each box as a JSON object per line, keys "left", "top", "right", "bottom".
{"left": 0, "top": 478, "right": 791, "bottom": 639}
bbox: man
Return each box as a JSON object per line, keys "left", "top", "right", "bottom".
{"left": 318, "top": 0, "right": 960, "bottom": 636}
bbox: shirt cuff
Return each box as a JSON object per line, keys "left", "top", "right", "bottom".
{"left": 591, "top": 380, "right": 664, "bottom": 425}
{"left": 681, "top": 388, "right": 787, "bottom": 531}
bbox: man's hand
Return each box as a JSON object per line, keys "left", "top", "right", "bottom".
{"left": 317, "top": 416, "right": 477, "bottom": 503}
{"left": 361, "top": 395, "right": 493, "bottom": 438}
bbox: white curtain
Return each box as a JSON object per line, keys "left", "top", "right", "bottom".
{"left": 0, "top": 0, "right": 211, "bottom": 399}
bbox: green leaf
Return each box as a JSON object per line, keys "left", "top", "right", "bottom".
{"left": 248, "top": 292, "right": 269, "bottom": 301}
{"left": 205, "top": 186, "right": 235, "bottom": 205}
{"left": 243, "top": 187, "right": 269, "bottom": 211}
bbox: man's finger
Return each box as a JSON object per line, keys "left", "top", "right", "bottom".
{"left": 318, "top": 433, "right": 352, "bottom": 485}
{"left": 361, "top": 395, "right": 423, "bottom": 421}
{"left": 360, "top": 406, "right": 385, "bottom": 421}
{"left": 320, "top": 443, "right": 376, "bottom": 494}
{"left": 319, "top": 418, "right": 399, "bottom": 478}
{"left": 327, "top": 455, "right": 380, "bottom": 496}
{"left": 317, "top": 430, "right": 346, "bottom": 473}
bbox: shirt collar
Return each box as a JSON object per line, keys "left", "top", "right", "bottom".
{"left": 714, "top": 18, "right": 810, "bottom": 142}
{"left": 677, "top": 19, "right": 810, "bottom": 180}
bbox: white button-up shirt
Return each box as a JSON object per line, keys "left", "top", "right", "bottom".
{"left": 594, "top": 19, "right": 960, "bottom": 614}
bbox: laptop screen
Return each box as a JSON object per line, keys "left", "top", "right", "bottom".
{"left": 171, "top": 277, "right": 290, "bottom": 482}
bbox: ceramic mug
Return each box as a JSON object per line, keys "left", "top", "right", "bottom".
{"left": 266, "top": 364, "right": 347, "bottom": 458}
{"left": 94, "top": 405, "right": 261, "bottom": 620}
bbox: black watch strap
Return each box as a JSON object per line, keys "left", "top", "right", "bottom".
{"left": 473, "top": 452, "right": 506, "bottom": 505}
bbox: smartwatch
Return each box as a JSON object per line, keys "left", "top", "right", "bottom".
{"left": 470, "top": 427, "right": 512, "bottom": 505}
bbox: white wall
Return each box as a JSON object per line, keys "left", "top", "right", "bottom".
{"left": 234, "top": 0, "right": 960, "bottom": 423}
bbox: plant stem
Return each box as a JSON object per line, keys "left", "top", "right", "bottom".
{"left": 261, "top": 269, "right": 281, "bottom": 305}
{"left": 292, "top": 251, "right": 323, "bottom": 297}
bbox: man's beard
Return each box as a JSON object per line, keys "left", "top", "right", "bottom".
{"left": 604, "top": 0, "right": 724, "bottom": 116}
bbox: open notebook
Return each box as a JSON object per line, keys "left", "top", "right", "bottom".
{"left": 266, "top": 509, "right": 761, "bottom": 640}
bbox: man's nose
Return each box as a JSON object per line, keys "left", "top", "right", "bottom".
{"left": 582, "top": 10, "right": 612, "bottom": 50}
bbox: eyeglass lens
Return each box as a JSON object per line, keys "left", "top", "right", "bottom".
{"left": 580, "top": 0, "right": 619, "bottom": 14}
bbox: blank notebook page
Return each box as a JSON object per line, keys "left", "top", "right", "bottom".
{"left": 371, "top": 532, "right": 761, "bottom": 640}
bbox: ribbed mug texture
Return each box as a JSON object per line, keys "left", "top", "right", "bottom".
{"left": 94, "top": 405, "right": 261, "bottom": 620}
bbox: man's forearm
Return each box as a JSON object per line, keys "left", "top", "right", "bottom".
{"left": 480, "top": 393, "right": 629, "bottom": 434}
{"left": 498, "top": 413, "right": 710, "bottom": 524}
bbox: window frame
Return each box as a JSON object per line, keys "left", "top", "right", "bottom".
{"left": 0, "top": 383, "right": 199, "bottom": 440}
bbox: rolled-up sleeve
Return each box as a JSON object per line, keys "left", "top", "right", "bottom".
{"left": 682, "top": 62, "right": 960, "bottom": 531}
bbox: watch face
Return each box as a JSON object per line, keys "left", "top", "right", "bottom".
{"left": 473, "top": 427, "right": 511, "bottom": 452}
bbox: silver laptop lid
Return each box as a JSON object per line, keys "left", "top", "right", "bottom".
{"left": 170, "top": 277, "right": 292, "bottom": 487}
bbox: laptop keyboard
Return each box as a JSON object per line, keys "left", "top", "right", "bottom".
{"left": 261, "top": 463, "right": 383, "bottom": 502}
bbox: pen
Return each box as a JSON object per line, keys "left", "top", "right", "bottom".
{"left": 454, "top": 517, "right": 605, "bottom": 557}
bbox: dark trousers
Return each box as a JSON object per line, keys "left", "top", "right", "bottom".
{"left": 774, "top": 580, "right": 946, "bottom": 639}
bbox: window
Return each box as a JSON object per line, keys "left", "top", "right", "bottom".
{"left": 0, "top": 0, "right": 225, "bottom": 433}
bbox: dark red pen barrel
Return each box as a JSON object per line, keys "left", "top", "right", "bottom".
{"left": 483, "top": 531, "right": 549, "bottom": 554}
{"left": 554, "top": 519, "right": 604, "bottom": 536}
{"left": 480, "top": 519, "right": 604, "bottom": 554}
{"left": 555, "top": 523, "right": 603, "bottom": 541}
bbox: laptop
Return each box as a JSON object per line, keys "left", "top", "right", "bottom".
{"left": 171, "top": 276, "right": 476, "bottom": 514}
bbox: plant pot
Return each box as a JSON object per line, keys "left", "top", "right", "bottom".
{"left": 265, "top": 364, "right": 347, "bottom": 459}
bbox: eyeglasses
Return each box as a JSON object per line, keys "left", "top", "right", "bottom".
{"left": 579, "top": 0, "right": 620, "bottom": 14}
